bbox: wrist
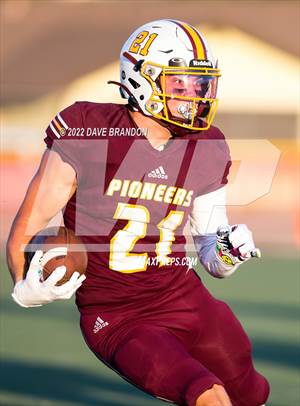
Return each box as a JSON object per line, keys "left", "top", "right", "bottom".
{"left": 215, "top": 241, "right": 242, "bottom": 267}
{"left": 11, "top": 281, "right": 43, "bottom": 308}
{"left": 13, "top": 275, "right": 24, "bottom": 285}
{"left": 11, "top": 291, "right": 30, "bottom": 308}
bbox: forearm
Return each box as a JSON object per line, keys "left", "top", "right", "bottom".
{"left": 190, "top": 187, "right": 237, "bottom": 277}
{"left": 6, "top": 150, "right": 76, "bottom": 285}
{"left": 7, "top": 207, "right": 52, "bottom": 284}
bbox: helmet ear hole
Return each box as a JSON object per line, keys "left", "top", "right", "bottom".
{"left": 128, "top": 78, "right": 141, "bottom": 89}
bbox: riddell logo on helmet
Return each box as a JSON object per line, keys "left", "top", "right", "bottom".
{"left": 190, "top": 59, "right": 213, "bottom": 67}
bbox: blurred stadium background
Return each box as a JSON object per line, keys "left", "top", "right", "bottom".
{"left": 0, "top": 1, "right": 299, "bottom": 405}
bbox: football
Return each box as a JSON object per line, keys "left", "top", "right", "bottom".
{"left": 24, "top": 226, "right": 88, "bottom": 286}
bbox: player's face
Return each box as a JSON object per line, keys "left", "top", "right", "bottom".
{"left": 162, "top": 74, "right": 217, "bottom": 121}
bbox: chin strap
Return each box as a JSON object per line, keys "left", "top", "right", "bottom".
{"left": 107, "top": 80, "right": 142, "bottom": 113}
{"left": 107, "top": 80, "right": 133, "bottom": 99}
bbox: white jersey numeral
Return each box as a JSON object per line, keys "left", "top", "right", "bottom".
{"left": 156, "top": 211, "right": 184, "bottom": 266}
{"left": 109, "top": 203, "right": 184, "bottom": 273}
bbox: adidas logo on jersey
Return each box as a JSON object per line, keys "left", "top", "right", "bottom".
{"left": 93, "top": 316, "right": 109, "bottom": 334}
{"left": 147, "top": 166, "right": 168, "bottom": 179}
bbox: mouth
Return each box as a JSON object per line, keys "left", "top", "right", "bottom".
{"left": 177, "top": 102, "right": 196, "bottom": 121}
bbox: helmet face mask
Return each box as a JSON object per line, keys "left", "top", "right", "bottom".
{"left": 141, "top": 62, "right": 220, "bottom": 130}
{"left": 119, "top": 20, "right": 221, "bottom": 131}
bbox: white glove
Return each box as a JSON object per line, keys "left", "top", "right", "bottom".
{"left": 216, "top": 224, "right": 260, "bottom": 266}
{"left": 12, "top": 250, "right": 86, "bottom": 308}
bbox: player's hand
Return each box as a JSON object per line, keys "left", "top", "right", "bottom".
{"left": 11, "top": 251, "right": 86, "bottom": 308}
{"left": 216, "top": 224, "right": 261, "bottom": 266}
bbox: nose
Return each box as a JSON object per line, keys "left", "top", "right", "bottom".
{"left": 182, "top": 80, "right": 200, "bottom": 97}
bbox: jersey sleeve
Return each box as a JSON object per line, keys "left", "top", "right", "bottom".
{"left": 44, "top": 102, "right": 83, "bottom": 174}
{"left": 196, "top": 128, "right": 231, "bottom": 197}
{"left": 189, "top": 186, "right": 228, "bottom": 235}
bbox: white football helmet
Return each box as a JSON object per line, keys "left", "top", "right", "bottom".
{"left": 116, "top": 19, "right": 220, "bottom": 131}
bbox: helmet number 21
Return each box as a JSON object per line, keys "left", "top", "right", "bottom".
{"left": 129, "top": 31, "right": 158, "bottom": 56}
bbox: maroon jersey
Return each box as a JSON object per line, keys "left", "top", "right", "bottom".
{"left": 44, "top": 102, "right": 230, "bottom": 311}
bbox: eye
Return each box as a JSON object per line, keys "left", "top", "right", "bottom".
{"left": 194, "top": 79, "right": 208, "bottom": 88}
{"left": 194, "top": 80, "right": 203, "bottom": 89}
{"left": 173, "top": 78, "right": 185, "bottom": 87}
{"left": 173, "top": 88, "right": 185, "bottom": 94}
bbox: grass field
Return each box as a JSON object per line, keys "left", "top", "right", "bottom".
{"left": 0, "top": 255, "right": 299, "bottom": 406}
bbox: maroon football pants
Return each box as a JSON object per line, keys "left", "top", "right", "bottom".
{"left": 80, "top": 270, "right": 269, "bottom": 406}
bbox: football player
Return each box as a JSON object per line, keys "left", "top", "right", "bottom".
{"left": 7, "top": 20, "right": 269, "bottom": 406}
